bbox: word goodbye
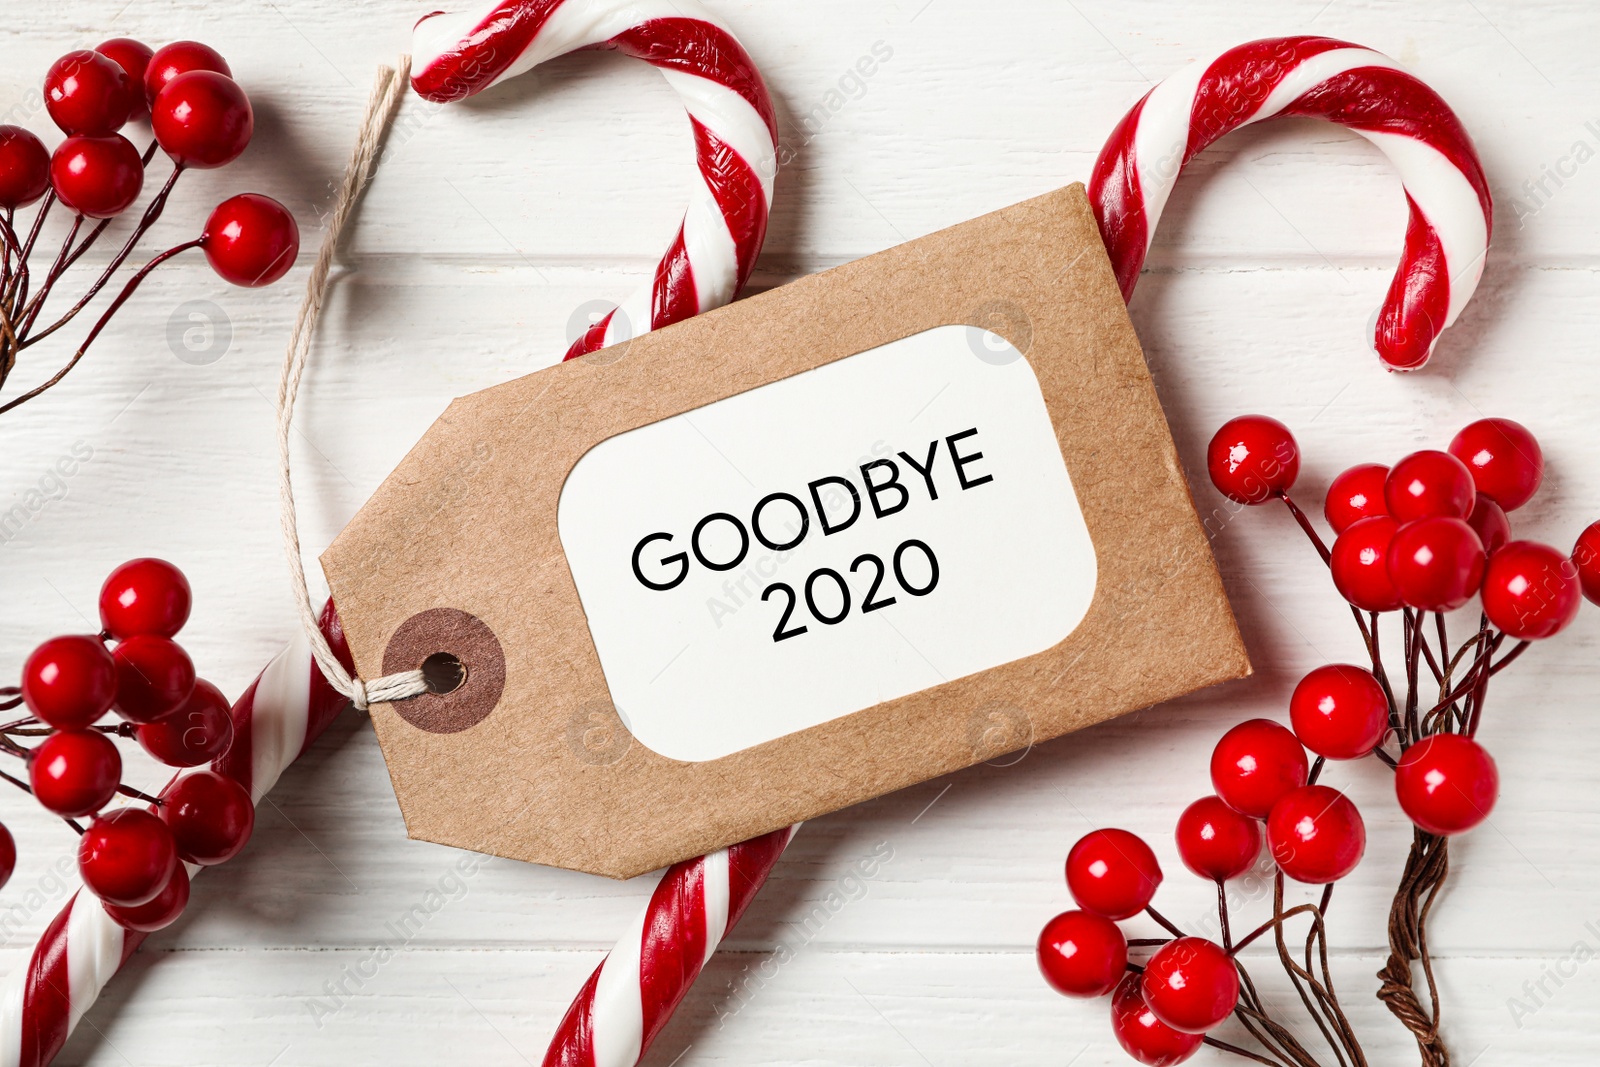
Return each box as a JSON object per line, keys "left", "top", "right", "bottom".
{"left": 630, "top": 428, "right": 995, "bottom": 641}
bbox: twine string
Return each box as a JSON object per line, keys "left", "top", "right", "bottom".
{"left": 277, "top": 57, "right": 427, "bottom": 711}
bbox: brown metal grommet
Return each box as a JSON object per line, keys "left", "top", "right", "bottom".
{"left": 381, "top": 608, "right": 505, "bottom": 734}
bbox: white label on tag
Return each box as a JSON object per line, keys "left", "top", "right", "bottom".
{"left": 558, "top": 325, "right": 1097, "bottom": 761}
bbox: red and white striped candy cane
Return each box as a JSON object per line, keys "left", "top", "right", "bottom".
{"left": 1090, "top": 35, "right": 1492, "bottom": 371}
{"left": 412, "top": 6, "right": 795, "bottom": 1065}
{"left": 0, "top": 601, "right": 355, "bottom": 1067}
{"left": 543, "top": 826, "right": 794, "bottom": 1067}
{"left": 411, "top": 0, "right": 779, "bottom": 359}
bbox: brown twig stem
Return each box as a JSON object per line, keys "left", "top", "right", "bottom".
{"left": 0, "top": 239, "right": 201, "bottom": 416}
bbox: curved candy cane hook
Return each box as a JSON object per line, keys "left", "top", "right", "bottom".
{"left": 1091, "top": 36, "right": 1492, "bottom": 371}
{"left": 411, "top": 0, "right": 779, "bottom": 359}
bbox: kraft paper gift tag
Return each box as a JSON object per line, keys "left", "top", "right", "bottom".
{"left": 322, "top": 183, "right": 1251, "bottom": 878}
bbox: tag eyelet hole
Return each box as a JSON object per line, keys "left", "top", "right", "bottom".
{"left": 421, "top": 651, "right": 467, "bottom": 695}
{"left": 383, "top": 608, "right": 504, "bottom": 734}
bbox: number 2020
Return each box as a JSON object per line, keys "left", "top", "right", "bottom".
{"left": 760, "top": 539, "right": 940, "bottom": 643}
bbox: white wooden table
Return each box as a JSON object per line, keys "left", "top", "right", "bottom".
{"left": 2, "top": 1, "right": 1598, "bottom": 1063}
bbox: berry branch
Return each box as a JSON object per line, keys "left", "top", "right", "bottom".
{"left": 0, "top": 40, "right": 300, "bottom": 412}
{"left": 0, "top": 37, "right": 304, "bottom": 941}
{"left": 1039, "top": 416, "right": 1600, "bottom": 1066}
{"left": 1, "top": 558, "right": 255, "bottom": 932}
{"left": 21, "top": 162, "right": 183, "bottom": 346}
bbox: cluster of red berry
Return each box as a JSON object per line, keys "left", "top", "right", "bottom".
{"left": 0, "top": 39, "right": 300, "bottom": 416}
{"left": 2, "top": 559, "right": 253, "bottom": 934}
{"left": 1214, "top": 415, "right": 1594, "bottom": 633}
{"left": 1038, "top": 777, "right": 1361, "bottom": 1062}
{"left": 1212, "top": 415, "right": 1593, "bottom": 834}
{"left": 1036, "top": 416, "right": 1599, "bottom": 1065}
{"left": 1038, "top": 827, "right": 1229, "bottom": 1064}
{"left": 4, "top": 40, "right": 297, "bottom": 284}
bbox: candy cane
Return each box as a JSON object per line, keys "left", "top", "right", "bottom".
{"left": 543, "top": 826, "right": 794, "bottom": 1067}
{"left": 1090, "top": 35, "right": 1492, "bottom": 371}
{"left": 0, "top": 600, "right": 354, "bottom": 1067}
{"left": 412, "top": 6, "right": 796, "bottom": 1066}
{"left": 411, "top": 0, "right": 779, "bottom": 358}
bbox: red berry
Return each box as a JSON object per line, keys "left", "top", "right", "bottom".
{"left": 0, "top": 126, "right": 50, "bottom": 208}
{"left": 1386, "top": 450, "right": 1476, "bottom": 523}
{"left": 1175, "top": 796, "right": 1261, "bottom": 882}
{"left": 49, "top": 134, "right": 143, "bottom": 218}
{"left": 28, "top": 731, "right": 122, "bottom": 817}
{"left": 44, "top": 50, "right": 136, "bottom": 136}
{"left": 1207, "top": 415, "right": 1299, "bottom": 505}
{"left": 78, "top": 808, "right": 177, "bottom": 907}
{"left": 104, "top": 863, "right": 189, "bottom": 932}
{"left": 1209, "top": 719, "right": 1308, "bottom": 819}
{"left": 1141, "top": 937, "right": 1239, "bottom": 1034}
{"left": 96, "top": 39, "right": 155, "bottom": 121}
{"left": 1266, "top": 785, "right": 1365, "bottom": 884}
{"left": 30, "top": 731, "right": 123, "bottom": 818}
{"left": 1395, "top": 734, "right": 1498, "bottom": 836}
{"left": 99, "top": 557, "right": 192, "bottom": 639}
{"left": 151, "top": 71, "right": 252, "bottom": 169}
{"left": 1037, "top": 909, "right": 1127, "bottom": 998}
{"left": 1110, "top": 974, "right": 1203, "bottom": 1066}
{"left": 1331, "top": 515, "right": 1404, "bottom": 613}
{"left": 143, "top": 41, "right": 231, "bottom": 103}
{"left": 112, "top": 635, "right": 195, "bottom": 724}
{"left": 1468, "top": 496, "right": 1511, "bottom": 557}
{"left": 1324, "top": 463, "right": 1389, "bottom": 535}
{"left": 1290, "top": 664, "right": 1389, "bottom": 760}
{"left": 1065, "top": 828, "right": 1163, "bottom": 920}
{"left": 161, "top": 770, "right": 254, "bottom": 865}
{"left": 1449, "top": 418, "right": 1543, "bottom": 512}
{"left": 1575, "top": 521, "right": 1600, "bottom": 607}
{"left": 21, "top": 634, "right": 117, "bottom": 729}
{"left": 0, "top": 822, "right": 14, "bottom": 891}
{"left": 1482, "top": 541, "right": 1582, "bottom": 640}
{"left": 136, "top": 679, "right": 233, "bottom": 767}
{"left": 202, "top": 193, "right": 299, "bottom": 286}
{"left": 1387, "top": 517, "right": 1486, "bottom": 613}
